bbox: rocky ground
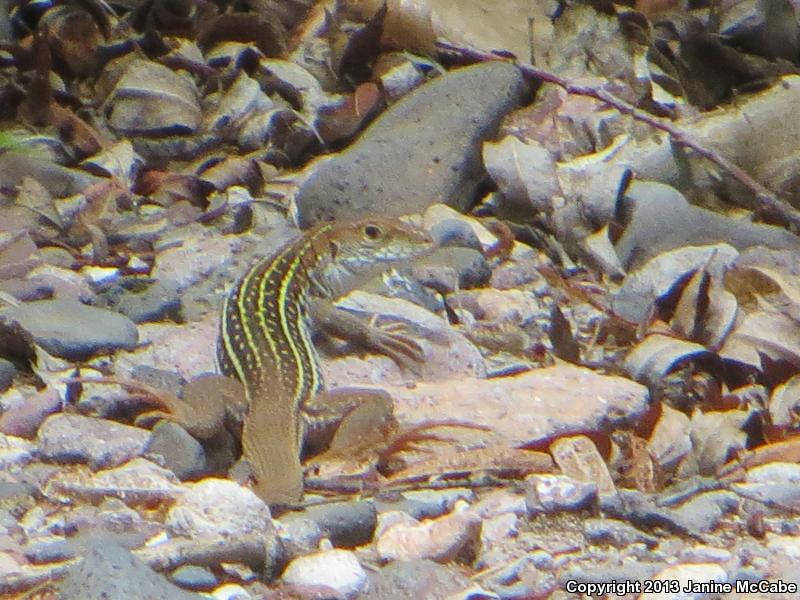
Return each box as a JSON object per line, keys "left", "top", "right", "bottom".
{"left": 3, "top": 0, "right": 800, "bottom": 599}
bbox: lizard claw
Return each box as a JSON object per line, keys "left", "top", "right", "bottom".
{"left": 367, "top": 323, "right": 425, "bottom": 373}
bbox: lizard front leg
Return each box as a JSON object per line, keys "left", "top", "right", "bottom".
{"left": 307, "top": 297, "right": 424, "bottom": 371}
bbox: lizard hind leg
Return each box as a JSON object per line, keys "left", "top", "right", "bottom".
{"left": 302, "top": 387, "right": 396, "bottom": 458}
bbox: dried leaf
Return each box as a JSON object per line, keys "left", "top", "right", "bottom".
{"left": 719, "top": 438, "right": 800, "bottom": 481}
{"left": 548, "top": 304, "right": 580, "bottom": 364}
{"left": 770, "top": 374, "right": 800, "bottom": 428}
{"left": 720, "top": 311, "right": 800, "bottom": 370}
{"left": 483, "top": 136, "right": 561, "bottom": 215}
{"left": 17, "top": 177, "right": 63, "bottom": 230}
{"left": 677, "top": 409, "right": 751, "bottom": 477}
{"left": 383, "top": 0, "right": 437, "bottom": 56}
{"left": 612, "top": 243, "right": 739, "bottom": 324}
{"left": 0, "top": 230, "right": 40, "bottom": 280}
{"left": 41, "top": 5, "right": 104, "bottom": 77}
{"left": 331, "top": 3, "right": 387, "bottom": 82}
{"left": 624, "top": 333, "right": 713, "bottom": 386}
{"left": 196, "top": 13, "right": 287, "bottom": 57}
{"left": 48, "top": 102, "right": 104, "bottom": 157}
{"left": 317, "top": 82, "right": 384, "bottom": 145}
{"left": 647, "top": 404, "right": 691, "bottom": 474}
{"left": 670, "top": 258, "right": 738, "bottom": 349}
{"left": 550, "top": 435, "right": 615, "bottom": 496}
{"left": 106, "top": 59, "right": 202, "bottom": 136}
{"left": 725, "top": 262, "right": 800, "bottom": 314}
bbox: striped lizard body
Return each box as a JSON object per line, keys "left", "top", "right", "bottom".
{"left": 217, "top": 219, "right": 434, "bottom": 504}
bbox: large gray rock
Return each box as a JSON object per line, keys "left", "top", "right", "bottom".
{"left": 0, "top": 299, "right": 138, "bottom": 361}
{"left": 58, "top": 538, "right": 203, "bottom": 600}
{"left": 294, "top": 62, "right": 526, "bottom": 227}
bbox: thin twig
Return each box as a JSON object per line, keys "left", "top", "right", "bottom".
{"left": 436, "top": 40, "right": 800, "bottom": 234}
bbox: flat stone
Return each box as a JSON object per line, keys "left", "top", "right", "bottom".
{"left": 362, "top": 365, "right": 648, "bottom": 448}
{"left": 669, "top": 490, "right": 739, "bottom": 533}
{"left": 376, "top": 505, "right": 481, "bottom": 564}
{"left": 95, "top": 278, "right": 183, "bottom": 324}
{"left": 294, "top": 62, "right": 525, "bottom": 226}
{"left": 376, "top": 488, "right": 475, "bottom": 521}
{"left": 0, "top": 299, "right": 138, "bottom": 361}
{"left": 24, "top": 536, "right": 75, "bottom": 563}
{"left": 37, "top": 414, "right": 149, "bottom": 469}
{"left": 43, "top": 458, "right": 182, "bottom": 505}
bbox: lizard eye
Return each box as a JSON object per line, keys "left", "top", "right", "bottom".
{"left": 364, "top": 224, "right": 382, "bottom": 240}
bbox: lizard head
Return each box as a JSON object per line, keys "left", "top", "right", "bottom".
{"left": 310, "top": 217, "right": 436, "bottom": 297}
{"left": 324, "top": 217, "right": 435, "bottom": 269}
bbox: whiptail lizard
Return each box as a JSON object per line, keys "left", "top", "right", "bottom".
{"left": 213, "top": 218, "right": 435, "bottom": 504}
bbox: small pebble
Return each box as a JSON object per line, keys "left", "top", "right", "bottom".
{"left": 277, "top": 516, "right": 324, "bottom": 558}
{"left": 95, "top": 278, "right": 183, "bottom": 324}
{"left": 469, "top": 489, "right": 527, "bottom": 519}
{"left": 0, "top": 388, "right": 61, "bottom": 438}
{"left": 166, "top": 479, "right": 273, "bottom": 540}
{"left": 429, "top": 218, "right": 484, "bottom": 251}
{"left": 282, "top": 548, "right": 367, "bottom": 599}
{"left": 211, "top": 583, "right": 252, "bottom": 600}
{"left": 24, "top": 536, "right": 74, "bottom": 563}
{"left": 80, "top": 265, "right": 121, "bottom": 285}
{"left": 525, "top": 474, "right": 597, "bottom": 515}
{"left": 146, "top": 422, "right": 207, "bottom": 480}
{"left": 480, "top": 513, "right": 518, "bottom": 545}
{"left": 171, "top": 565, "right": 218, "bottom": 591}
